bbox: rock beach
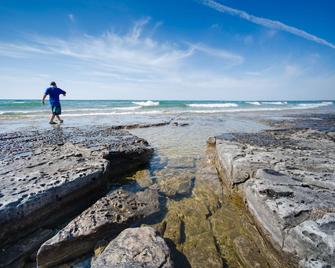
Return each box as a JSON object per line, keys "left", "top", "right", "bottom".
{"left": 214, "top": 115, "right": 335, "bottom": 267}
{"left": 0, "top": 127, "right": 153, "bottom": 266}
{"left": 92, "top": 227, "right": 173, "bottom": 268}
{"left": 37, "top": 188, "right": 160, "bottom": 267}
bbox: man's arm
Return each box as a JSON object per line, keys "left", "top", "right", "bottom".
{"left": 42, "top": 94, "right": 47, "bottom": 105}
{"left": 61, "top": 89, "right": 66, "bottom": 96}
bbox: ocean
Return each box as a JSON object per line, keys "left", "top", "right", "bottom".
{"left": 1, "top": 99, "right": 334, "bottom": 118}
{"left": 1, "top": 99, "right": 334, "bottom": 150}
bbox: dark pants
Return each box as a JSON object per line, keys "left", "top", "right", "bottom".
{"left": 51, "top": 104, "right": 61, "bottom": 115}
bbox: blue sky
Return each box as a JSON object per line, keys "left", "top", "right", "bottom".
{"left": 0, "top": 0, "right": 334, "bottom": 100}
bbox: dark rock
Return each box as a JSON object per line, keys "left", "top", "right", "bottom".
{"left": 37, "top": 188, "right": 160, "bottom": 267}
{"left": 0, "top": 229, "right": 53, "bottom": 268}
{"left": 92, "top": 227, "right": 173, "bottom": 268}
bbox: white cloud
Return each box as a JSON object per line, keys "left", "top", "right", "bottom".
{"left": 190, "top": 43, "right": 244, "bottom": 65}
{"left": 285, "top": 64, "right": 302, "bottom": 77}
{"left": 0, "top": 19, "right": 244, "bottom": 83}
{"left": 0, "top": 18, "right": 333, "bottom": 100}
{"left": 200, "top": 0, "right": 335, "bottom": 49}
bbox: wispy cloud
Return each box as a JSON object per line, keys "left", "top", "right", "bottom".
{"left": 200, "top": 0, "right": 335, "bottom": 49}
{"left": 0, "top": 18, "right": 243, "bottom": 78}
{"left": 190, "top": 43, "right": 244, "bottom": 65}
{"left": 0, "top": 17, "right": 333, "bottom": 100}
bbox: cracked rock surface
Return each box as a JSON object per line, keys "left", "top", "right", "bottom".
{"left": 0, "top": 127, "right": 153, "bottom": 266}
{"left": 37, "top": 188, "right": 160, "bottom": 267}
{"left": 92, "top": 227, "right": 173, "bottom": 268}
{"left": 215, "top": 114, "right": 335, "bottom": 267}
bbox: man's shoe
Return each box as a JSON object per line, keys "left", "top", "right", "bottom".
{"left": 59, "top": 120, "right": 64, "bottom": 123}
{"left": 49, "top": 121, "right": 57, "bottom": 125}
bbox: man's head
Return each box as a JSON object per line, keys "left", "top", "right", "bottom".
{"left": 50, "top": 81, "right": 57, "bottom": 87}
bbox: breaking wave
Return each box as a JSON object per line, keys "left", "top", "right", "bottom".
{"left": 261, "top": 101, "right": 288, "bottom": 105}
{"left": 246, "top": 101, "right": 261, "bottom": 105}
{"left": 297, "top": 101, "right": 333, "bottom": 108}
{"left": 187, "top": 103, "right": 239, "bottom": 108}
{"left": 132, "top": 101, "right": 160, "bottom": 106}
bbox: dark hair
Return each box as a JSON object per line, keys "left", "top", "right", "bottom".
{"left": 50, "top": 81, "right": 57, "bottom": 86}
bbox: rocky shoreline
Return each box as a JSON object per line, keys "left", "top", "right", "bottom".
{"left": 0, "top": 114, "right": 334, "bottom": 267}
{"left": 0, "top": 126, "right": 158, "bottom": 267}
{"left": 214, "top": 113, "right": 335, "bottom": 267}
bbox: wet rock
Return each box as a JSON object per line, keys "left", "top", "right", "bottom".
{"left": 37, "top": 188, "right": 159, "bottom": 267}
{"left": 154, "top": 154, "right": 225, "bottom": 268}
{"left": 215, "top": 124, "right": 335, "bottom": 267}
{"left": 0, "top": 127, "right": 153, "bottom": 264}
{"left": 158, "top": 171, "right": 194, "bottom": 199}
{"left": 171, "top": 122, "right": 189, "bottom": 127}
{"left": 167, "top": 157, "right": 195, "bottom": 169}
{"left": 207, "top": 136, "right": 216, "bottom": 145}
{"left": 0, "top": 229, "right": 53, "bottom": 267}
{"left": 131, "top": 169, "right": 153, "bottom": 188}
{"left": 109, "top": 121, "right": 170, "bottom": 130}
{"left": 92, "top": 227, "right": 173, "bottom": 268}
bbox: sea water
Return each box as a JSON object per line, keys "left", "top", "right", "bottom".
{"left": 0, "top": 99, "right": 334, "bottom": 133}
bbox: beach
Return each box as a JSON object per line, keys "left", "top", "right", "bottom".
{"left": 0, "top": 100, "right": 334, "bottom": 267}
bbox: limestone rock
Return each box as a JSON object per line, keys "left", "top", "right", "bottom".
{"left": 0, "top": 229, "right": 53, "bottom": 267}
{"left": 37, "top": 188, "right": 160, "bottom": 267}
{"left": 215, "top": 122, "right": 335, "bottom": 267}
{"left": 92, "top": 227, "right": 173, "bottom": 268}
{"left": 0, "top": 127, "right": 153, "bottom": 250}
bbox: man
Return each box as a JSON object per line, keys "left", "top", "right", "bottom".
{"left": 42, "top": 81, "right": 66, "bottom": 124}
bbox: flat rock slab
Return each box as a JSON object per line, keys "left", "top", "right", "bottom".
{"left": 37, "top": 188, "right": 160, "bottom": 267}
{"left": 0, "top": 127, "right": 153, "bottom": 250}
{"left": 215, "top": 123, "right": 335, "bottom": 267}
{"left": 92, "top": 227, "right": 173, "bottom": 268}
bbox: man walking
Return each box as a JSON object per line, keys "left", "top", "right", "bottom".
{"left": 42, "top": 81, "right": 66, "bottom": 124}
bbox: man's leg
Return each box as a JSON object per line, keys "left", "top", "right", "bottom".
{"left": 49, "top": 114, "right": 56, "bottom": 124}
{"left": 55, "top": 115, "right": 63, "bottom": 123}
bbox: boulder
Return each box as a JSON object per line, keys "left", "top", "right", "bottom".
{"left": 37, "top": 188, "right": 160, "bottom": 267}
{"left": 92, "top": 227, "right": 173, "bottom": 268}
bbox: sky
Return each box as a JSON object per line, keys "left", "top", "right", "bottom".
{"left": 0, "top": 0, "right": 334, "bottom": 100}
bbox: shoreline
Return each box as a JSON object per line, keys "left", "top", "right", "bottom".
{"left": 0, "top": 112, "right": 334, "bottom": 267}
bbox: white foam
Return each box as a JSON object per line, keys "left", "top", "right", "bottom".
{"left": 261, "top": 101, "right": 288, "bottom": 105}
{"left": 132, "top": 101, "right": 160, "bottom": 106}
{"left": 187, "top": 103, "right": 238, "bottom": 108}
{"left": 0, "top": 110, "right": 45, "bottom": 115}
{"left": 246, "top": 101, "right": 261, "bottom": 105}
{"left": 59, "top": 110, "right": 162, "bottom": 117}
{"left": 113, "top": 106, "right": 141, "bottom": 111}
{"left": 297, "top": 102, "right": 333, "bottom": 108}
